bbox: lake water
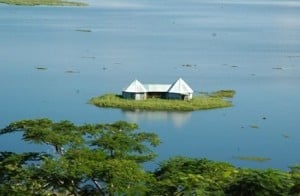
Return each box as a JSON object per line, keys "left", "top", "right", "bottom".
{"left": 1, "top": 0, "right": 300, "bottom": 170}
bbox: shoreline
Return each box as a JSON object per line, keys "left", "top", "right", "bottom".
{"left": 89, "top": 92, "right": 235, "bottom": 111}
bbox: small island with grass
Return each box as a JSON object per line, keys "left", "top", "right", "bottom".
{"left": 0, "top": 0, "right": 87, "bottom": 6}
{"left": 89, "top": 78, "right": 235, "bottom": 111}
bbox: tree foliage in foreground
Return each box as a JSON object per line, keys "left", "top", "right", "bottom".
{"left": 1, "top": 119, "right": 300, "bottom": 195}
{"left": 0, "top": 119, "right": 160, "bottom": 195}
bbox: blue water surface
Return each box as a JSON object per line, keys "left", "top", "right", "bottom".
{"left": 0, "top": 0, "right": 300, "bottom": 170}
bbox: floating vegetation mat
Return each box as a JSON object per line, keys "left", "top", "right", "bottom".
{"left": 233, "top": 156, "right": 271, "bottom": 162}
{"left": 209, "top": 90, "right": 236, "bottom": 98}
{"left": 0, "top": 0, "right": 87, "bottom": 6}
{"left": 282, "top": 134, "right": 290, "bottom": 139}
{"left": 181, "top": 64, "right": 197, "bottom": 68}
{"left": 35, "top": 66, "right": 47, "bottom": 70}
{"left": 76, "top": 29, "right": 92, "bottom": 32}
{"left": 272, "top": 67, "right": 283, "bottom": 70}
{"left": 81, "top": 56, "right": 96, "bottom": 59}
{"left": 65, "top": 70, "right": 80, "bottom": 74}
{"left": 249, "top": 124, "right": 259, "bottom": 129}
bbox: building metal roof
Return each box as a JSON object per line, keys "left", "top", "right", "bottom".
{"left": 168, "top": 78, "right": 194, "bottom": 94}
{"left": 123, "top": 78, "right": 193, "bottom": 94}
{"left": 143, "top": 84, "right": 171, "bottom": 92}
{"left": 123, "top": 79, "right": 147, "bottom": 93}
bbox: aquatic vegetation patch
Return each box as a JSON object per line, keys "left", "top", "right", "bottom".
{"left": 89, "top": 93, "right": 233, "bottom": 111}
{"left": 65, "top": 70, "right": 80, "bottom": 74}
{"left": 272, "top": 67, "right": 283, "bottom": 70}
{"left": 35, "top": 66, "right": 47, "bottom": 70}
{"left": 81, "top": 56, "right": 96, "bottom": 59}
{"left": 0, "top": 0, "right": 87, "bottom": 6}
{"left": 209, "top": 90, "right": 236, "bottom": 98}
{"left": 249, "top": 124, "right": 259, "bottom": 129}
{"left": 181, "top": 64, "right": 197, "bottom": 68}
{"left": 282, "top": 134, "right": 290, "bottom": 139}
{"left": 233, "top": 156, "right": 271, "bottom": 162}
{"left": 287, "top": 55, "right": 300, "bottom": 58}
{"left": 75, "top": 29, "right": 92, "bottom": 32}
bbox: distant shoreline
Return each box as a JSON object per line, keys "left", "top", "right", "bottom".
{"left": 0, "top": 0, "right": 87, "bottom": 6}
{"left": 89, "top": 91, "right": 235, "bottom": 111}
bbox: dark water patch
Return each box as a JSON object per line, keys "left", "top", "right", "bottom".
{"left": 81, "top": 56, "right": 96, "bottom": 59}
{"left": 287, "top": 55, "right": 300, "bottom": 58}
{"left": 282, "top": 134, "right": 290, "bottom": 139}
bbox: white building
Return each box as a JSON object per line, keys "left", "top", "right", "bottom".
{"left": 122, "top": 78, "right": 194, "bottom": 100}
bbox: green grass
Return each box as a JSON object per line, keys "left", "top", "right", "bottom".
{"left": 89, "top": 93, "right": 233, "bottom": 111}
{"left": 0, "top": 0, "right": 87, "bottom": 6}
{"left": 208, "top": 90, "right": 236, "bottom": 98}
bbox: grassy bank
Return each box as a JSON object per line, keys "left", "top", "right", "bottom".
{"left": 209, "top": 90, "right": 235, "bottom": 98}
{"left": 0, "top": 0, "right": 87, "bottom": 6}
{"left": 89, "top": 93, "right": 233, "bottom": 111}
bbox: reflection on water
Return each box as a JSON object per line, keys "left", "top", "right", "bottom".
{"left": 122, "top": 110, "right": 191, "bottom": 128}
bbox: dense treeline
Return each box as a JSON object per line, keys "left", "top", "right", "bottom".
{"left": 1, "top": 119, "right": 300, "bottom": 195}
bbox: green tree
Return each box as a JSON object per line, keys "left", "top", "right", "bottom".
{"left": 150, "top": 156, "right": 238, "bottom": 195}
{"left": 0, "top": 151, "right": 52, "bottom": 195}
{"left": 289, "top": 165, "right": 300, "bottom": 195}
{"left": 2, "top": 118, "right": 300, "bottom": 195}
{"left": 225, "top": 169, "right": 292, "bottom": 196}
{"left": 0, "top": 118, "right": 160, "bottom": 195}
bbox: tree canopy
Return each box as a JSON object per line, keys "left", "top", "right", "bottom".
{"left": 0, "top": 119, "right": 160, "bottom": 195}
{"left": 1, "top": 118, "right": 300, "bottom": 195}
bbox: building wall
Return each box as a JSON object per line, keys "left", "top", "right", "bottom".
{"left": 167, "top": 93, "right": 184, "bottom": 100}
{"left": 167, "top": 93, "right": 193, "bottom": 100}
{"left": 147, "top": 92, "right": 167, "bottom": 99}
{"left": 135, "top": 93, "right": 147, "bottom": 100}
{"left": 122, "top": 92, "right": 134, "bottom": 99}
{"left": 123, "top": 91, "right": 192, "bottom": 100}
{"left": 122, "top": 92, "right": 146, "bottom": 100}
